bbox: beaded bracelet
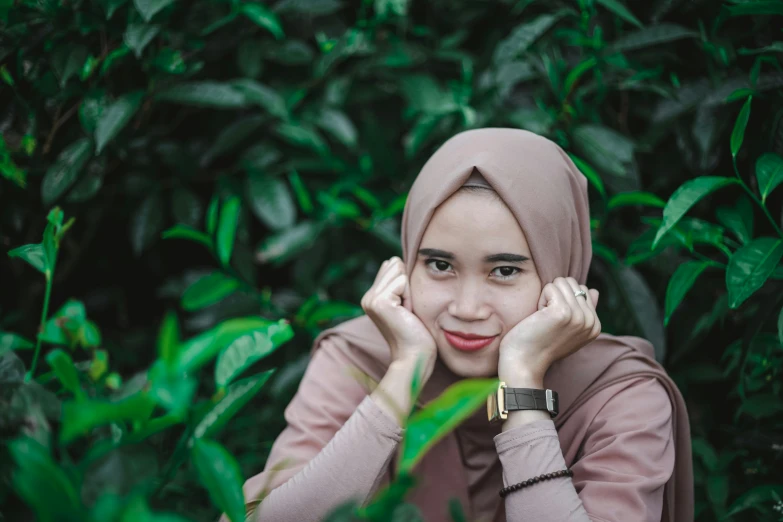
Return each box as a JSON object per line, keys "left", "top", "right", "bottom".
{"left": 498, "top": 468, "right": 574, "bottom": 498}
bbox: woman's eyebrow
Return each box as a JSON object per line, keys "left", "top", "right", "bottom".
{"left": 418, "top": 248, "right": 529, "bottom": 263}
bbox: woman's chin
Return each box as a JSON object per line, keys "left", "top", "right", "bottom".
{"left": 437, "top": 345, "right": 499, "bottom": 378}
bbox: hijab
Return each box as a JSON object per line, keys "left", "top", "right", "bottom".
{"left": 309, "top": 128, "right": 694, "bottom": 521}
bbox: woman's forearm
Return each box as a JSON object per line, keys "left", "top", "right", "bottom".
{"left": 369, "top": 355, "right": 423, "bottom": 427}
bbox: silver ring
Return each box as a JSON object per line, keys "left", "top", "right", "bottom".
{"left": 574, "top": 290, "right": 587, "bottom": 299}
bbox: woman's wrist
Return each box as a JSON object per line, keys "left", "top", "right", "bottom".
{"left": 370, "top": 352, "right": 433, "bottom": 426}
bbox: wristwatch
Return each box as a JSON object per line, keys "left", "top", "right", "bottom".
{"left": 487, "top": 381, "right": 559, "bottom": 423}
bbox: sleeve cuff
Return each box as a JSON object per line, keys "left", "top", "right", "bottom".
{"left": 356, "top": 395, "right": 405, "bottom": 442}
{"left": 494, "top": 418, "right": 557, "bottom": 453}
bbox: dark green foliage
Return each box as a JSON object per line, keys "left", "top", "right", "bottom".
{"left": 2, "top": 0, "right": 783, "bottom": 520}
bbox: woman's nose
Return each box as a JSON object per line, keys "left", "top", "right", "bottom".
{"left": 448, "top": 280, "right": 491, "bottom": 321}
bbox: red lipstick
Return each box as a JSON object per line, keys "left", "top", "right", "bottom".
{"left": 443, "top": 330, "right": 497, "bottom": 352}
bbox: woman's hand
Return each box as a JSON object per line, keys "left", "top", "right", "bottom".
{"left": 498, "top": 277, "right": 601, "bottom": 386}
{"left": 361, "top": 256, "right": 437, "bottom": 373}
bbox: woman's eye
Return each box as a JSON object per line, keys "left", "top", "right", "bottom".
{"left": 492, "top": 266, "right": 521, "bottom": 279}
{"left": 427, "top": 259, "right": 451, "bottom": 272}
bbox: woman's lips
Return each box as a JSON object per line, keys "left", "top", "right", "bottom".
{"left": 443, "top": 330, "right": 497, "bottom": 352}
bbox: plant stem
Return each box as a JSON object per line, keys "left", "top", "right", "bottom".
{"left": 734, "top": 160, "right": 783, "bottom": 238}
{"left": 27, "top": 271, "right": 53, "bottom": 381}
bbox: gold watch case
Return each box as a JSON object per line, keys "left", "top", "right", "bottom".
{"left": 487, "top": 381, "right": 508, "bottom": 423}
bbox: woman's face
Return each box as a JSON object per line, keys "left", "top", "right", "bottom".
{"left": 409, "top": 189, "right": 543, "bottom": 378}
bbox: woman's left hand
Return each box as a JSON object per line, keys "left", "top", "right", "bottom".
{"left": 498, "top": 277, "right": 601, "bottom": 386}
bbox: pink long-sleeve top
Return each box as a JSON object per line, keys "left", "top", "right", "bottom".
{"left": 235, "top": 337, "right": 675, "bottom": 522}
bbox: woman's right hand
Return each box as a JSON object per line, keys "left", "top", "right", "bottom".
{"left": 361, "top": 256, "right": 437, "bottom": 372}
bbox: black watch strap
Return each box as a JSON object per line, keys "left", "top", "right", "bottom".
{"left": 505, "top": 387, "right": 559, "bottom": 417}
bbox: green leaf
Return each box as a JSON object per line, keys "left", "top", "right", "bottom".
{"left": 179, "top": 317, "right": 274, "bottom": 373}
{"left": 123, "top": 24, "right": 159, "bottom": 58}
{"left": 572, "top": 125, "right": 636, "bottom": 180}
{"left": 229, "top": 79, "right": 288, "bottom": 118}
{"left": 652, "top": 177, "right": 739, "bottom": 249}
{"left": 731, "top": 96, "right": 752, "bottom": 159}
{"left": 563, "top": 57, "right": 596, "bottom": 95}
{"left": 237, "top": 39, "right": 264, "bottom": 78}
{"left": 216, "top": 196, "right": 240, "bottom": 267}
{"left": 288, "top": 170, "right": 313, "bottom": 214}
{"left": 738, "top": 394, "right": 783, "bottom": 419}
{"left": 61, "top": 392, "right": 156, "bottom": 443}
{"left": 739, "top": 42, "right": 783, "bottom": 55}
{"left": 398, "top": 379, "right": 497, "bottom": 473}
{"left": 609, "top": 23, "right": 697, "bottom": 52}
{"left": 193, "top": 370, "right": 274, "bottom": 439}
{"left": 716, "top": 196, "right": 754, "bottom": 245}
{"left": 493, "top": 13, "right": 564, "bottom": 64}
{"left": 202, "top": 116, "right": 266, "bottom": 167}
{"left": 247, "top": 174, "right": 296, "bottom": 231}
{"left": 133, "top": 0, "right": 175, "bottom": 22}
{"left": 595, "top": 0, "right": 643, "bottom": 28}
{"left": 239, "top": 3, "right": 284, "bottom": 39}
{"left": 157, "top": 310, "right": 180, "bottom": 367}
{"left": 275, "top": 123, "right": 329, "bottom": 154}
{"left": 256, "top": 220, "right": 323, "bottom": 265}
{"left": 148, "top": 361, "right": 197, "bottom": 413}
{"left": 778, "top": 307, "right": 783, "bottom": 347}
{"left": 664, "top": 261, "right": 708, "bottom": 326}
{"left": 306, "top": 301, "right": 363, "bottom": 328}
{"left": 95, "top": 92, "right": 144, "bottom": 154}
{"left": 214, "top": 319, "right": 292, "bottom": 388}
{"left": 608, "top": 191, "right": 665, "bottom": 210}
{"left": 39, "top": 300, "right": 87, "bottom": 346}
{"left": 181, "top": 272, "right": 240, "bottom": 311}
{"left": 755, "top": 153, "right": 783, "bottom": 203}
{"left": 156, "top": 82, "right": 248, "bottom": 108}
{"left": 162, "top": 225, "right": 212, "bottom": 248}
{"left": 0, "top": 332, "right": 34, "bottom": 356}
{"left": 726, "top": 485, "right": 783, "bottom": 517}
{"left": 316, "top": 109, "right": 358, "bottom": 149}
{"left": 726, "top": 237, "right": 783, "bottom": 309}
{"left": 41, "top": 138, "right": 93, "bottom": 206}
{"left": 131, "top": 193, "right": 165, "bottom": 256}
{"left": 206, "top": 194, "right": 220, "bottom": 237}
{"left": 191, "top": 439, "right": 245, "bottom": 522}
{"left": 9, "top": 438, "right": 83, "bottom": 522}
{"left": 727, "top": 1, "right": 783, "bottom": 16}
{"left": 46, "top": 349, "right": 86, "bottom": 400}
{"left": 8, "top": 243, "right": 46, "bottom": 274}
{"left": 568, "top": 155, "right": 605, "bottom": 200}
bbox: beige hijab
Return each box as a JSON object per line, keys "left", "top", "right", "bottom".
{"left": 310, "top": 128, "right": 694, "bottom": 521}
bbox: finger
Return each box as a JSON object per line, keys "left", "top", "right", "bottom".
{"left": 372, "top": 258, "right": 393, "bottom": 287}
{"left": 564, "top": 278, "right": 592, "bottom": 316}
{"left": 401, "top": 272, "right": 413, "bottom": 311}
{"left": 381, "top": 274, "right": 407, "bottom": 305}
{"left": 588, "top": 288, "right": 599, "bottom": 309}
{"left": 537, "top": 282, "right": 561, "bottom": 311}
{"left": 553, "top": 277, "right": 584, "bottom": 322}
{"left": 376, "top": 258, "right": 405, "bottom": 293}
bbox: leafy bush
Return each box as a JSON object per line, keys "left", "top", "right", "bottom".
{"left": 2, "top": 0, "right": 783, "bottom": 520}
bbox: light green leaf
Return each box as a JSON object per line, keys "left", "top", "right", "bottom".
{"left": 306, "top": 301, "right": 363, "bottom": 328}
{"left": 595, "top": 0, "right": 643, "bottom": 28}
{"left": 256, "top": 220, "right": 323, "bottom": 265}
{"left": 609, "top": 23, "right": 697, "bottom": 52}
{"left": 191, "top": 439, "right": 245, "bottom": 522}
{"left": 493, "top": 13, "right": 564, "bottom": 64}
{"left": 123, "top": 24, "right": 159, "bottom": 58}
{"left": 216, "top": 196, "right": 240, "bottom": 267}
{"left": 229, "top": 79, "right": 288, "bottom": 118}
{"left": 179, "top": 317, "right": 273, "bottom": 373}
{"left": 156, "top": 82, "right": 248, "bottom": 109}
{"left": 608, "top": 191, "right": 665, "bottom": 210}
{"left": 739, "top": 42, "right": 783, "bottom": 55}
{"left": 247, "top": 174, "right": 296, "bottom": 231}
{"left": 193, "top": 371, "right": 274, "bottom": 439}
{"left": 756, "top": 153, "right": 783, "bottom": 203}
{"left": 61, "top": 392, "right": 156, "bottom": 443}
{"left": 0, "top": 332, "right": 34, "bottom": 356}
{"left": 8, "top": 243, "right": 46, "bottom": 274}
{"left": 157, "top": 310, "right": 180, "bottom": 367}
{"left": 572, "top": 125, "right": 635, "bottom": 180}
{"left": 316, "top": 109, "right": 358, "bottom": 149}
{"left": 162, "top": 224, "right": 212, "bottom": 248}
{"left": 181, "top": 272, "right": 240, "bottom": 311}
{"left": 716, "top": 196, "right": 754, "bottom": 245}
{"left": 41, "top": 138, "right": 93, "bottom": 206}
{"left": 726, "top": 237, "right": 783, "bottom": 309}
{"left": 240, "top": 3, "right": 284, "bottom": 39}
{"left": 215, "top": 319, "right": 292, "bottom": 387}
{"left": 133, "top": 0, "right": 174, "bottom": 22}
{"left": 567, "top": 154, "right": 606, "bottom": 199}
{"left": 39, "top": 300, "right": 87, "bottom": 346}
{"left": 398, "top": 379, "right": 497, "bottom": 473}
{"left": 148, "top": 362, "right": 197, "bottom": 413}
{"left": 727, "top": 1, "right": 783, "bottom": 16}
{"left": 731, "top": 96, "right": 752, "bottom": 159}
{"left": 664, "top": 261, "right": 708, "bottom": 326}
{"left": 95, "top": 92, "right": 144, "bottom": 154}
{"left": 9, "top": 438, "right": 83, "bottom": 522}
{"left": 46, "top": 349, "right": 86, "bottom": 400}
{"left": 275, "top": 123, "right": 329, "bottom": 154}
{"left": 726, "top": 485, "right": 783, "bottom": 517}
{"left": 652, "top": 177, "right": 739, "bottom": 249}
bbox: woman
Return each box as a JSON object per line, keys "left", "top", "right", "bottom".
{"left": 229, "top": 129, "right": 693, "bottom": 522}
